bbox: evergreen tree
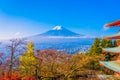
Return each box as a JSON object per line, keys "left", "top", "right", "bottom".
{"left": 101, "top": 39, "right": 113, "bottom": 48}
{"left": 113, "top": 40, "right": 117, "bottom": 47}
{"left": 101, "top": 39, "right": 115, "bottom": 61}
{"left": 106, "top": 40, "right": 113, "bottom": 48}
{"left": 89, "top": 38, "right": 102, "bottom": 55}
{"left": 101, "top": 39, "right": 107, "bottom": 48}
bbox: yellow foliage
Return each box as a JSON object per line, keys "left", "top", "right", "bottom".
{"left": 19, "top": 42, "right": 39, "bottom": 76}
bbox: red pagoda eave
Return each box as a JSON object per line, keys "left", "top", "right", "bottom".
{"left": 106, "top": 20, "right": 120, "bottom": 27}
{"left": 105, "top": 36, "right": 120, "bottom": 39}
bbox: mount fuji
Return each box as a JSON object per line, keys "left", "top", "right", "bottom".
{"left": 36, "top": 26, "right": 83, "bottom": 37}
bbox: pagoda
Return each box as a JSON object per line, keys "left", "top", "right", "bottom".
{"left": 98, "top": 20, "right": 120, "bottom": 80}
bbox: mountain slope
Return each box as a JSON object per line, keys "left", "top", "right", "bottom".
{"left": 37, "top": 26, "right": 83, "bottom": 37}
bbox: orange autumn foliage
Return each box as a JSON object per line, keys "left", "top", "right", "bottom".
{"left": 0, "top": 72, "right": 36, "bottom": 80}
{"left": 45, "top": 72, "right": 49, "bottom": 77}
{"left": 22, "top": 75, "right": 36, "bottom": 80}
{"left": 0, "top": 72, "right": 21, "bottom": 80}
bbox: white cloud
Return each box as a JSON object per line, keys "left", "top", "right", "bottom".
{"left": 103, "top": 24, "right": 109, "bottom": 30}
{"left": 14, "top": 32, "right": 21, "bottom": 36}
{"left": 13, "top": 32, "right": 24, "bottom": 39}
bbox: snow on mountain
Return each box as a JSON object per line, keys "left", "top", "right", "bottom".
{"left": 36, "top": 26, "right": 83, "bottom": 37}
{"left": 52, "top": 26, "right": 62, "bottom": 30}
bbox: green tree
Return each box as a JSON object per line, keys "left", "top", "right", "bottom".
{"left": 106, "top": 40, "right": 113, "bottom": 48}
{"left": 89, "top": 38, "right": 102, "bottom": 55}
{"left": 101, "top": 39, "right": 115, "bottom": 61}
{"left": 113, "top": 40, "right": 117, "bottom": 47}
{"left": 101, "top": 39, "right": 113, "bottom": 48}
{"left": 101, "top": 39, "right": 107, "bottom": 48}
{"left": 88, "top": 38, "right": 114, "bottom": 60}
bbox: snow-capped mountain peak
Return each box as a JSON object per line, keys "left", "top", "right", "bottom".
{"left": 34, "top": 26, "right": 84, "bottom": 37}
{"left": 52, "top": 26, "right": 62, "bottom": 30}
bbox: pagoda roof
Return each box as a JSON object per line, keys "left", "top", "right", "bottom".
{"left": 105, "top": 32, "right": 120, "bottom": 39}
{"left": 100, "top": 61, "right": 120, "bottom": 73}
{"left": 103, "top": 47, "right": 120, "bottom": 53}
{"left": 105, "top": 20, "right": 120, "bottom": 28}
{"left": 98, "top": 74, "right": 120, "bottom": 80}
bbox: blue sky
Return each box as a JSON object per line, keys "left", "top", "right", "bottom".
{"left": 0, "top": 0, "right": 120, "bottom": 40}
